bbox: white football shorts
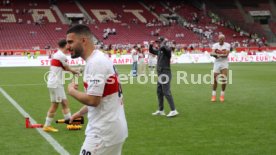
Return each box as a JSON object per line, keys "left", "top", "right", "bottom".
{"left": 80, "top": 135, "right": 123, "bottom": 155}
{"left": 213, "top": 62, "right": 229, "bottom": 73}
{"left": 48, "top": 87, "right": 66, "bottom": 103}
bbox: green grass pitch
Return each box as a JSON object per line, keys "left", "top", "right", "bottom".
{"left": 0, "top": 63, "right": 276, "bottom": 155}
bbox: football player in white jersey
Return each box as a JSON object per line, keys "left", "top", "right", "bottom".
{"left": 43, "top": 39, "right": 79, "bottom": 132}
{"left": 66, "top": 25, "right": 128, "bottom": 155}
{"left": 130, "top": 45, "right": 138, "bottom": 76}
{"left": 210, "top": 34, "right": 231, "bottom": 102}
{"left": 148, "top": 52, "right": 157, "bottom": 75}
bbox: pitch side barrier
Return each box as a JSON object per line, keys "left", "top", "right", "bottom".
{"left": 0, "top": 51, "right": 276, "bottom": 67}
{"left": 1, "top": 47, "right": 276, "bottom": 56}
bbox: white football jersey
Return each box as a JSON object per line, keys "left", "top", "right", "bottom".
{"left": 83, "top": 50, "right": 128, "bottom": 146}
{"left": 212, "top": 42, "right": 231, "bottom": 63}
{"left": 47, "top": 50, "right": 68, "bottom": 88}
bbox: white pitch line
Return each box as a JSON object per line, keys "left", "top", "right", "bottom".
{"left": 0, "top": 87, "right": 70, "bottom": 155}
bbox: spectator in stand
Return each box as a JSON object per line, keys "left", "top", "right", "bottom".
{"left": 262, "top": 36, "right": 267, "bottom": 45}
{"left": 78, "top": 19, "right": 83, "bottom": 24}
{"left": 18, "top": 18, "right": 23, "bottom": 24}
{"left": 155, "top": 28, "right": 160, "bottom": 36}
{"left": 112, "top": 28, "right": 116, "bottom": 35}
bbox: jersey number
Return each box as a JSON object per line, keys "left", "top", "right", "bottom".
{"left": 82, "top": 149, "right": 91, "bottom": 155}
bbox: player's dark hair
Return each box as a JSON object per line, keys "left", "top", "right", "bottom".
{"left": 57, "top": 39, "right": 67, "bottom": 48}
{"left": 66, "top": 24, "right": 92, "bottom": 37}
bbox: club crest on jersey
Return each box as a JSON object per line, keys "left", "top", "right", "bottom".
{"left": 89, "top": 79, "right": 100, "bottom": 84}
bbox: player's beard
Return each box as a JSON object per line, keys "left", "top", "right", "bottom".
{"left": 219, "top": 39, "right": 224, "bottom": 45}
{"left": 71, "top": 43, "right": 83, "bottom": 59}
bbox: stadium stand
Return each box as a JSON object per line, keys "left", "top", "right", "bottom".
{"left": 269, "top": 23, "right": 276, "bottom": 34}
{"left": 57, "top": 0, "right": 81, "bottom": 14}
{"left": 0, "top": 0, "right": 275, "bottom": 51}
{"left": 142, "top": 0, "right": 172, "bottom": 15}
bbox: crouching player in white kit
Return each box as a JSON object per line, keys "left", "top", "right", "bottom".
{"left": 210, "top": 34, "right": 231, "bottom": 102}
{"left": 66, "top": 25, "right": 128, "bottom": 155}
{"left": 43, "top": 39, "right": 80, "bottom": 132}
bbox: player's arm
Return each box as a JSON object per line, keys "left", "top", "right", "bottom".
{"left": 68, "top": 83, "right": 101, "bottom": 107}
{"left": 149, "top": 42, "right": 158, "bottom": 55}
{"left": 60, "top": 56, "right": 80, "bottom": 74}
{"left": 219, "top": 50, "right": 229, "bottom": 58}
{"left": 68, "top": 60, "right": 107, "bottom": 107}
{"left": 63, "top": 65, "right": 80, "bottom": 75}
{"left": 69, "top": 106, "right": 88, "bottom": 123}
{"left": 210, "top": 49, "right": 218, "bottom": 58}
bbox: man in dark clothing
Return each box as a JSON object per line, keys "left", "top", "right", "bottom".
{"left": 149, "top": 37, "right": 179, "bottom": 117}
